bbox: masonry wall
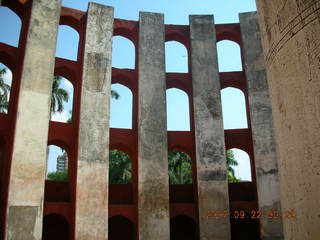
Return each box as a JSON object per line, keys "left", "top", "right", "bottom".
{"left": 255, "top": 1, "right": 320, "bottom": 239}
{"left": 0, "top": 0, "right": 286, "bottom": 239}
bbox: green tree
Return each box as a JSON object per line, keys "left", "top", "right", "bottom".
{"left": 226, "top": 150, "right": 241, "bottom": 182}
{"left": 51, "top": 76, "right": 69, "bottom": 116}
{"left": 0, "top": 68, "right": 10, "bottom": 113}
{"left": 168, "top": 151, "right": 192, "bottom": 184}
{"left": 109, "top": 150, "right": 131, "bottom": 184}
{"left": 111, "top": 89, "right": 120, "bottom": 99}
{"left": 47, "top": 168, "right": 68, "bottom": 181}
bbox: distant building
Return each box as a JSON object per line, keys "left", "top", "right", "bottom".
{"left": 56, "top": 151, "right": 68, "bottom": 172}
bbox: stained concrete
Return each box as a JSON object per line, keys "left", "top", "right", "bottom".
{"left": 256, "top": 0, "right": 320, "bottom": 239}
{"left": 240, "top": 12, "right": 284, "bottom": 239}
{"left": 190, "top": 15, "right": 231, "bottom": 240}
{"left": 138, "top": 11, "right": 170, "bottom": 240}
{"left": 75, "top": 3, "right": 113, "bottom": 240}
{"left": 5, "top": 0, "right": 61, "bottom": 239}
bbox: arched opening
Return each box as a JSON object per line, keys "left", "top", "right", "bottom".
{"left": 42, "top": 214, "right": 69, "bottom": 240}
{"left": 109, "top": 149, "right": 133, "bottom": 204}
{"left": 228, "top": 148, "right": 252, "bottom": 182}
{"left": 110, "top": 83, "right": 133, "bottom": 129}
{"left": 217, "top": 40, "right": 242, "bottom": 72}
{"left": 45, "top": 145, "right": 70, "bottom": 201}
{"left": 55, "top": 25, "right": 80, "bottom": 61}
{"left": 169, "top": 151, "right": 194, "bottom": 204}
{"left": 108, "top": 215, "right": 134, "bottom": 240}
{"left": 165, "top": 41, "right": 188, "bottom": 73}
{"left": 112, "top": 36, "right": 135, "bottom": 69}
{"left": 0, "top": 63, "right": 12, "bottom": 114}
{"left": 221, "top": 87, "right": 248, "bottom": 129}
{"left": 170, "top": 215, "right": 197, "bottom": 240}
{"left": 168, "top": 151, "right": 192, "bottom": 184}
{"left": 166, "top": 88, "right": 190, "bottom": 131}
{"left": 46, "top": 145, "right": 68, "bottom": 181}
{"left": 50, "top": 76, "right": 74, "bottom": 123}
{"left": 109, "top": 149, "right": 131, "bottom": 184}
{"left": 0, "top": 7, "right": 22, "bottom": 47}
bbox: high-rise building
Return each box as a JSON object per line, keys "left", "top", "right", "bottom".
{"left": 56, "top": 151, "right": 68, "bottom": 172}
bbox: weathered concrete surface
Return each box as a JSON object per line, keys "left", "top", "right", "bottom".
{"left": 6, "top": 0, "right": 61, "bottom": 239}
{"left": 240, "top": 12, "right": 284, "bottom": 240}
{"left": 190, "top": 15, "right": 231, "bottom": 240}
{"left": 256, "top": 1, "right": 320, "bottom": 239}
{"left": 75, "top": 3, "right": 113, "bottom": 240}
{"left": 138, "top": 12, "right": 170, "bottom": 240}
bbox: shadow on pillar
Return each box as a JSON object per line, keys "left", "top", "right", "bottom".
{"left": 42, "top": 214, "right": 69, "bottom": 240}
{"left": 170, "top": 215, "right": 197, "bottom": 240}
{"left": 109, "top": 215, "right": 134, "bottom": 240}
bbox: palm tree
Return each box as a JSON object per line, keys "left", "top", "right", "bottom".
{"left": 226, "top": 150, "right": 240, "bottom": 182}
{"left": 168, "top": 151, "right": 192, "bottom": 184}
{"left": 109, "top": 150, "right": 131, "bottom": 184}
{"left": 51, "top": 76, "right": 69, "bottom": 116}
{"left": 0, "top": 68, "right": 11, "bottom": 113}
{"left": 111, "top": 89, "right": 119, "bottom": 99}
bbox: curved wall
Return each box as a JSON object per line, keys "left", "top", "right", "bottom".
{"left": 256, "top": 0, "right": 320, "bottom": 239}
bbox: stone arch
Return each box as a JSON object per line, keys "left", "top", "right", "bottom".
{"left": 165, "top": 41, "right": 188, "bottom": 73}
{"left": 217, "top": 40, "right": 242, "bottom": 72}
{"left": 108, "top": 215, "right": 134, "bottom": 240}
{"left": 227, "top": 148, "right": 252, "bottom": 182}
{"left": 110, "top": 83, "right": 133, "bottom": 129}
{"left": 166, "top": 88, "right": 190, "bottom": 131}
{"left": 50, "top": 76, "right": 74, "bottom": 123}
{"left": 46, "top": 145, "right": 68, "bottom": 181}
{"left": 55, "top": 25, "right": 80, "bottom": 61}
{"left": 0, "top": 6, "right": 22, "bottom": 47}
{"left": 42, "top": 214, "right": 69, "bottom": 240}
{"left": 170, "top": 215, "right": 197, "bottom": 240}
{"left": 112, "top": 36, "right": 135, "bottom": 69}
{"left": 221, "top": 87, "right": 248, "bottom": 129}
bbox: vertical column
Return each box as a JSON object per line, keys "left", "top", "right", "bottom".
{"left": 6, "top": 0, "right": 61, "bottom": 239}
{"left": 138, "top": 12, "right": 169, "bottom": 240}
{"left": 190, "top": 15, "right": 231, "bottom": 240}
{"left": 75, "top": 3, "right": 113, "bottom": 240}
{"left": 256, "top": 1, "right": 320, "bottom": 239}
{"left": 240, "top": 12, "right": 284, "bottom": 239}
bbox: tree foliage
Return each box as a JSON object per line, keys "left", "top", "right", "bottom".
{"left": 109, "top": 150, "right": 131, "bottom": 184}
{"left": 168, "top": 151, "right": 192, "bottom": 184}
{"left": 47, "top": 169, "right": 68, "bottom": 181}
{"left": 51, "top": 76, "right": 69, "bottom": 115}
{"left": 226, "top": 150, "right": 241, "bottom": 182}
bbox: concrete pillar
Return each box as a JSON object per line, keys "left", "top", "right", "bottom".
{"left": 255, "top": 1, "right": 320, "bottom": 239}
{"left": 75, "top": 3, "right": 113, "bottom": 240}
{"left": 138, "top": 12, "right": 170, "bottom": 240}
{"left": 240, "top": 12, "right": 284, "bottom": 240}
{"left": 190, "top": 15, "right": 231, "bottom": 240}
{"left": 5, "top": 0, "right": 61, "bottom": 239}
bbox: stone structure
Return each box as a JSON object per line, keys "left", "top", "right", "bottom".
{"left": 4, "top": 0, "right": 61, "bottom": 239}
{"left": 256, "top": 0, "right": 320, "bottom": 239}
{"left": 138, "top": 12, "right": 170, "bottom": 240}
{"left": 190, "top": 15, "right": 231, "bottom": 240}
{"left": 240, "top": 12, "right": 283, "bottom": 240}
{"left": 0, "top": 0, "right": 318, "bottom": 239}
{"left": 75, "top": 3, "right": 113, "bottom": 240}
